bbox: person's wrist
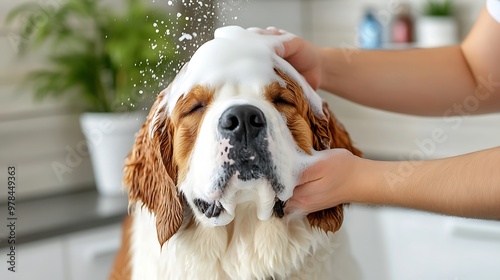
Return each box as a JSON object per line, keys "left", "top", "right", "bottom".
{"left": 317, "top": 47, "right": 330, "bottom": 90}
{"left": 325, "top": 152, "right": 363, "bottom": 205}
{"left": 338, "top": 155, "right": 363, "bottom": 204}
{"left": 345, "top": 157, "right": 388, "bottom": 205}
{"left": 318, "top": 47, "right": 339, "bottom": 92}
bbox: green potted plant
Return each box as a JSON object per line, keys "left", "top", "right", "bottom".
{"left": 417, "top": 0, "right": 458, "bottom": 47}
{"left": 7, "top": 0, "right": 180, "bottom": 195}
{"left": 424, "top": 0, "right": 453, "bottom": 16}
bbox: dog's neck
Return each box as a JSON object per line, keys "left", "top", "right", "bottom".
{"left": 131, "top": 201, "right": 337, "bottom": 279}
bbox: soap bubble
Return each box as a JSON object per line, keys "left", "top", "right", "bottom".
{"left": 131, "top": 0, "right": 249, "bottom": 111}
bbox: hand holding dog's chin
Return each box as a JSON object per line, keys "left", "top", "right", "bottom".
{"left": 286, "top": 148, "right": 365, "bottom": 214}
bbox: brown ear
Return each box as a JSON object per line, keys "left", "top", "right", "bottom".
{"left": 307, "top": 101, "right": 362, "bottom": 233}
{"left": 124, "top": 90, "right": 184, "bottom": 246}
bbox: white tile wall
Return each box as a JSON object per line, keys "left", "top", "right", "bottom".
{"left": 221, "top": 0, "right": 306, "bottom": 37}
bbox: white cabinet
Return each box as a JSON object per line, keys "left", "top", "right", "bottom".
{"left": 344, "top": 205, "right": 500, "bottom": 280}
{"left": 0, "top": 223, "right": 122, "bottom": 280}
{"left": 65, "top": 224, "right": 122, "bottom": 280}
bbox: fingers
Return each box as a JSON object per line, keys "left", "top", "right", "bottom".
{"left": 284, "top": 200, "right": 303, "bottom": 215}
{"left": 285, "top": 182, "right": 324, "bottom": 214}
{"left": 246, "top": 27, "right": 313, "bottom": 66}
{"left": 296, "top": 149, "right": 337, "bottom": 185}
{"left": 297, "top": 166, "right": 322, "bottom": 186}
{"left": 247, "top": 26, "right": 283, "bottom": 35}
{"left": 247, "top": 26, "right": 296, "bottom": 57}
{"left": 285, "top": 185, "right": 309, "bottom": 214}
{"left": 287, "top": 149, "right": 355, "bottom": 215}
{"left": 280, "top": 36, "right": 305, "bottom": 58}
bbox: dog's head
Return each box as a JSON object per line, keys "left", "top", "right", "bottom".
{"left": 124, "top": 26, "right": 361, "bottom": 246}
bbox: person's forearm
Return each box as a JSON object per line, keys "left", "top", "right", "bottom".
{"left": 321, "top": 46, "right": 480, "bottom": 116}
{"left": 353, "top": 147, "right": 500, "bottom": 219}
{"left": 320, "top": 7, "right": 500, "bottom": 116}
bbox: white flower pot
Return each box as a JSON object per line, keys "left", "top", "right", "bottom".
{"left": 417, "top": 16, "right": 458, "bottom": 47}
{"left": 80, "top": 111, "right": 146, "bottom": 196}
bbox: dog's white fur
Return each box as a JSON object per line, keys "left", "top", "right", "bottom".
{"left": 131, "top": 201, "right": 348, "bottom": 280}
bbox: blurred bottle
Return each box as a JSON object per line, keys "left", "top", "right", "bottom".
{"left": 359, "top": 8, "right": 383, "bottom": 49}
{"left": 392, "top": 3, "right": 414, "bottom": 43}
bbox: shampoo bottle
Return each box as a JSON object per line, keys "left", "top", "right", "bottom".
{"left": 392, "top": 3, "right": 414, "bottom": 43}
{"left": 359, "top": 8, "right": 383, "bottom": 49}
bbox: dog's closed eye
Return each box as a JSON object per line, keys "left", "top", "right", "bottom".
{"left": 273, "top": 96, "right": 294, "bottom": 106}
{"left": 270, "top": 91, "right": 295, "bottom": 107}
{"left": 183, "top": 102, "right": 205, "bottom": 117}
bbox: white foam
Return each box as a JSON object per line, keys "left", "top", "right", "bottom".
{"left": 178, "top": 33, "right": 193, "bottom": 41}
{"left": 160, "top": 25, "right": 324, "bottom": 117}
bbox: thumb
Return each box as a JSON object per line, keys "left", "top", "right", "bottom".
{"left": 247, "top": 26, "right": 282, "bottom": 35}
{"left": 278, "top": 36, "right": 303, "bottom": 58}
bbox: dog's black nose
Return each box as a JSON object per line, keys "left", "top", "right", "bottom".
{"left": 218, "top": 105, "right": 266, "bottom": 143}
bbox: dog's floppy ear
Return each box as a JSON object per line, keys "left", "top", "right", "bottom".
{"left": 124, "top": 90, "right": 184, "bottom": 247}
{"left": 307, "top": 101, "right": 362, "bottom": 233}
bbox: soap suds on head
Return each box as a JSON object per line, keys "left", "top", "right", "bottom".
{"left": 160, "top": 26, "right": 324, "bottom": 117}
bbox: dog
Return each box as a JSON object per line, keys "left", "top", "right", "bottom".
{"left": 110, "top": 26, "right": 361, "bottom": 280}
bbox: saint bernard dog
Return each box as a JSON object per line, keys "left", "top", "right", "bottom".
{"left": 111, "top": 26, "right": 362, "bottom": 280}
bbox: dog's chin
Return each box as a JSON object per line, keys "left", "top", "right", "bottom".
{"left": 192, "top": 177, "right": 287, "bottom": 227}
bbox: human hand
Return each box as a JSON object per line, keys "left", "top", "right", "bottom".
{"left": 251, "top": 27, "right": 324, "bottom": 90}
{"left": 286, "top": 149, "right": 361, "bottom": 214}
